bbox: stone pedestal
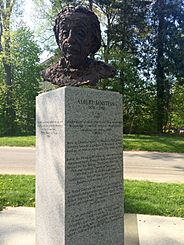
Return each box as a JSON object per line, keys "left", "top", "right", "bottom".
{"left": 36, "top": 86, "right": 124, "bottom": 245}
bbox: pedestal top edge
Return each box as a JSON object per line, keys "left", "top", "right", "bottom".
{"left": 37, "top": 86, "right": 121, "bottom": 97}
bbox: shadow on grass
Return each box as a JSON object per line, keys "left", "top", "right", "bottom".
{"left": 125, "top": 199, "right": 163, "bottom": 216}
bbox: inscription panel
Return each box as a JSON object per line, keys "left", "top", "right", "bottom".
{"left": 65, "top": 87, "right": 123, "bottom": 244}
{"left": 67, "top": 204, "right": 122, "bottom": 237}
{"left": 36, "top": 88, "right": 66, "bottom": 245}
{"left": 37, "top": 120, "right": 64, "bottom": 137}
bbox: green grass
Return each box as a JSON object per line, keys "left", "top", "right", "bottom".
{"left": 1, "top": 134, "right": 184, "bottom": 153}
{"left": 125, "top": 180, "right": 184, "bottom": 217}
{"left": 0, "top": 136, "right": 35, "bottom": 147}
{"left": 0, "top": 175, "right": 35, "bottom": 211}
{"left": 124, "top": 134, "right": 184, "bottom": 153}
{"left": 0, "top": 175, "right": 184, "bottom": 217}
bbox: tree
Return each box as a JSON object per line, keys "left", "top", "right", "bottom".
{"left": 169, "top": 83, "right": 184, "bottom": 130}
{"left": 0, "top": 0, "right": 16, "bottom": 85}
{"left": 11, "top": 26, "right": 41, "bottom": 134}
{"left": 35, "top": 0, "right": 156, "bottom": 133}
{"left": 0, "top": 0, "right": 17, "bottom": 135}
{"left": 144, "top": 0, "right": 184, "bottom": 133}
{"left": 0, "top": 6, "right": 42, "bottom": 136}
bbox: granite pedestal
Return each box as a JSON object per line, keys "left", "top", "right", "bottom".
{"left": 36, "top": 86, "right": 124, "bottom": 245}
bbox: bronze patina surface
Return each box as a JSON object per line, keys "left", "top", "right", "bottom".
{"left": 42, "top": 6, "right": 116, "bottom": 86}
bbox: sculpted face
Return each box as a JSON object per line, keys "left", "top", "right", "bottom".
{"left": 60, "top": 16, "right": 92, "bottom": 68}
{"left": 43, "top": 7, "right": 116, "bottom": 87}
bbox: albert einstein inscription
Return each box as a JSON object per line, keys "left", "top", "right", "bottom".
{"left": 64, "top": 88, "right": 123, "bottom": 244}
{"left": 37, "top": 120, "right": 64, "bottom": 137}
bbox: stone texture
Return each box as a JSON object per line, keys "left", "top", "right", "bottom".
{"left": 36, "top": 86, "right": 123, "bottom": 245}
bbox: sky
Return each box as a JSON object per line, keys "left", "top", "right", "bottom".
{"left": 23, "top": 0, "right": 35, "bottom": 29}
{"left": 23, "top": 0, "right": 53, "bottom": 62}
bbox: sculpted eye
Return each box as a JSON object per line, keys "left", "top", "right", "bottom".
{"left": 62, "top": 30, "right": 69, "bottom": 38}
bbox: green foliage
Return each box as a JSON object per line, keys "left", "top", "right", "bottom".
{"left": 93, "top": 0, "right": 156, "bottom": 133}
{"left": 0, "top": 84, "right": 16, "bottom": 135}
{"left": 1, "top": 0, "right": 181, "bottom": 135}
{"left": 0, "top": 0, "right": 17, "bottom": 135}
{"left": 115, "top": 50, "right": 156, "bottom": 133}
{"left": 169, "top": 84, "right": 184, "bottom": 129}
{"left": 0, "top": 26, "right": 42, "bottom": 136}
{"left": 0, "top": 84, "right": 7, "bottom": 135}
{"left": 11, "top": 27, "right": 42, "bottom": 134}
{"left": 125, "top": 180, "right": 184, "bottom": 217}
{"left": 142, "top": 0, "right": 184, "bottom": 132}
{"left": 109, "top": 0, "right": 151, "bottom": 51}
{"left": 96, "top": 0, "right": 184, "bottom": 134}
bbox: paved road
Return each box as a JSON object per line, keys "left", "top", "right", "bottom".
{"left": 124, "top": 151, "right": 184, "bottom": 183}
{"left": 0, "top": 147, "right": 35, "bottom": 175}
{"left": 0, "top": 147, "right": 184, "bottom": 183}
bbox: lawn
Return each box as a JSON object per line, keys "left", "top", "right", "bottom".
{"left": 124, "top": 180, "right": 184, "bottom": 217}
{"left": 123, "top": 134, "right": 184, "bottom": 153}
{"left": 0, "top": 134, "right": 184, "bottom": 153}
{"left": 0, "top": 175, "right": 183, "bottom": 217}
{"left": 0, "top": 175, "right": 35, "bottom": 211}
{"left": 0, "top": 136, "right": 35, "bottom": 147}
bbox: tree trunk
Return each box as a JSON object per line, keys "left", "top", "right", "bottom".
{"left": 0, "top": 1, "right": 16, "bottom": 135}
{"left": 3, "top": 63, "right": 12, "bottom": 85}
{"left": 155, "top": 0, "right": 166, "bottom": 133}
{"left": 4, "top": 86, "right": 16, "bottom": 135}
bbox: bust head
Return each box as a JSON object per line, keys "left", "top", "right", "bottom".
{"left": 53, "top": 6, "right": 101, "bottom": 68}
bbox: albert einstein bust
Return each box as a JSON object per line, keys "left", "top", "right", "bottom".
{"left": 42, "top": 6, "right": 116, "bottom": 87}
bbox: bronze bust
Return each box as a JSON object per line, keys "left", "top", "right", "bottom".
{"left": 42, "top": 6, "right": 116, "bottom": 87}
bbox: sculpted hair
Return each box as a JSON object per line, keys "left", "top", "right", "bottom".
{"left": 53, "top": 6, "right": 101, "bottom": 55}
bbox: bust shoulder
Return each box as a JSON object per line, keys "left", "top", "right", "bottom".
{"left": 42, "top": 58, "right": 116, "bottom": 87}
